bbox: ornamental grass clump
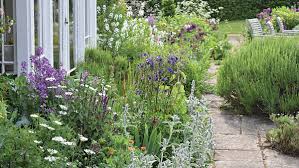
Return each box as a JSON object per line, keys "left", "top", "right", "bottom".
{"left": 217, "top": 37, "right": 299, "bottom": 115}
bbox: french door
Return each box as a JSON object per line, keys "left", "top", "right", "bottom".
{"left": 0, "top": 0, "right": 16, "bottom": 74}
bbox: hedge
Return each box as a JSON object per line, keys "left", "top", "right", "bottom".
{"left": 206, "top": 0, "right": 298, "bottom": 20}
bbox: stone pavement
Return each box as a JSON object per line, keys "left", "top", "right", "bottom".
{"left": 204, "top": 62, "right": 299, "bottom": 168}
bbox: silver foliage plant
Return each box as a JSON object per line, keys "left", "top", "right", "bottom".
{"left": 127, "top": 80, "right": 213, "bottom": 168}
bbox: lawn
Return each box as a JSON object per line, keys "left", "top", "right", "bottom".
{"left": 218, "top": 20, "right": 246, "bottom": 34}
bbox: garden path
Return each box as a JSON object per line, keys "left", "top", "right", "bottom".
{"left": 203, "top": 35, "right": 299, "bottom": 168}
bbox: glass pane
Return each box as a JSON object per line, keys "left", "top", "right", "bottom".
{"left": 53, "top": 0, "right": 60, "bottom": 68}
{"left": 4, "top": 45, "right": 14, "bottom": 61}
{"left": 34, "top": 0, "right": 39, "bottom": 48}
{"left": 5, "top": 64, "right": 14, "bottom": 73}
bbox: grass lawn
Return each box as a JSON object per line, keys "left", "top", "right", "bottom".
{"left": 218, "top": 20, "right": 246, "bottom": 34}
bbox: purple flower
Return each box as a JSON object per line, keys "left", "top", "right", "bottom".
{"left": 102, "top": 93, "right": 109, "bottom": 113}
{"left": 26, "top": 47, "right": 66, "bottom": 102}
{"left": 146, "top": 58, "right": 154, "bottom": 68}
{"left": 156, "top": 56, "right": 162, "bottom": 62}
{"left": 186, "top": 24, "right": 197, "bottom": 32}
{"left": 147, "top": 15, "right": 155, "bottom": 26}
{"left": 167, "top": 67, "right": 174, "bottom": 74}
{"left": 21, "top": 61, "right": 28, "bottom": 74}
{"left": 35, "top": 47, "right": 44, "bottom": 56}
{"left": 168, "top": 55, "right": 179, "bottom": 65}
{"left": 81, "top": 71, "right": 89, "bottom": 84}
{"left": 161, "top": 77, "right": 168, "bottom": 82}
{"left": 154, "top": 73, "right": 159, "bottom": 81}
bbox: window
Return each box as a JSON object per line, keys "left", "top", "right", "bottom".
{"left": 0, "top": 0, "right": 15, "bottom": 74}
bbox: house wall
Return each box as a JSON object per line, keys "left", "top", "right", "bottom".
{"left": 12, "top": 0, "right": 97, "bottom": 75}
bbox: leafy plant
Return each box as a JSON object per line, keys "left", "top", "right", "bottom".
{"left": 218, "top": 37, "right": 299, "bottom": 115}
{"left": 267, "top": 114, "right": 299, "bottom": 155}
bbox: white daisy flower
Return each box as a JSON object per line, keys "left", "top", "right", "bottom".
{"left": 59, "top": 105, "right": 68, "bottom": 111}
{"left": 84, "top": 149, "right": 95, "bottom": 155}
{"left": 53, "top": 120, "right": 63, "bottom": 126}
{"left": 40, "top": 123, "right": 55, "bottom": 131}
{"left": 47, "top": 149, "right": 58, "bottom": 155}
{"left": 30, "top": 114, "right": 39, "bottom": 118}
{"left": 78, "top": 134, "right": 88, "bottom": 142}
{"left": 52, "top": 136, "right": 66, "bottom": 143}
{"left": 34, "top": 140, "right": 42, "bottom": 144}
{"left": 65, "top": 92, "right": 73, "bottom": 96}
{"left": 28, "top": 130, "right": 35, "bottom": 134}
{"left": 44, "top": 156, "right": 59, "bottom": 162}
{"left": 58, "top": 111, "right": 67, "bottom": 115}
{"left": 61, "top": 141, "right": 76, "bottom": 146}
{"left": 55, "top": 95, "right": 63, "bottom": 99}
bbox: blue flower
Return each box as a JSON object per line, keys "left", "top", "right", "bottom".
{"left": 146, "top": 58, "right": 154, "bottom": 69}
{"left": 167, "top": 67, "right": 175, "bottom": 74}
{"left": 161, "top": 77, "right": 168, "bottom": 82}
{"left": 136, "top": 90, "right": 143, "bottom": 95}
{"left": 168, "top": 55, "right": 179, "bottom": 65}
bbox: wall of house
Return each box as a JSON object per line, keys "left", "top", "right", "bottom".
{"left": 1, "top": 0, "right": 97, "bottom": 75}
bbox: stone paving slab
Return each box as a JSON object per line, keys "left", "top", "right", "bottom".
{"left": 241, "top": 115, "right": 275, "bottom": 135}
{"left": 214, "top": 134, "right": 259, "bottom": 151}
{"left": 215, "top": 160, "right": 264, "bottom": 168}
{"left": 212, "top": 114, "right": 241, "bottom": 135}
{"left": 264, "top": 149, "right": 299, "bottom": 168}
{"left": 215, "top": 150, "right": 263, "bottom": 161}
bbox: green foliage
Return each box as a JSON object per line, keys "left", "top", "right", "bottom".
{"left": 82, "top": 48, "right": 114, "bottom": 79}
{"left": 207, "top": 0, "right": 298, "bottom": 20}
{"left": 0, "top": 122, "right": 43, "bottom": 167}
{"left": 217, "top": 37, "right": 299, "bottom": 115}
{"left": 162, "top": 0, "right": 176, "bottom": 16}
{"left": 133, "top": 124, "right": 161, "bottom": 155}
{"left": 0, "top": 101, "right": 7, "bottom": 123}
{"left": 272, "top": 6, "right": 299, "bottom": 29}
{"left": 267, "top": 114, "right": 299, "bottom": 155}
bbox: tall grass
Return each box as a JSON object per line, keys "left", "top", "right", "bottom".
{"left": 217, "top": 37, "right": 299, "bottom": 115}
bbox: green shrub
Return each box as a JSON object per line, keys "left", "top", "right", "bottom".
{"left": 206, "top": 0, "right": 298, "bottom": 20}
{"left": 272, "top": 6, "right": 299, "bottom": 29}
{"left": 81, "top": 48, "right": 114, "bottom": 79}
{"left": 267, "top": 114, "right": 299, "bottom": 155}
{"left": 162, "top": 0, "right": 176, "bottom": 16}
{"left": 217, "top": 37, "right": 299, "bottom": 115}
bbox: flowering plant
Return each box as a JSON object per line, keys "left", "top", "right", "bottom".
{"left": 133, "top": 53, "right": 187, "bottom": 119}
{"left": 176, "top": 0, "right": 222, "bottom": 19}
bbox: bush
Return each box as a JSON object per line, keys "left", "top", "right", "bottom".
{"left": 206, "top": 0, "right": 298, "bottom": 20}
{"left": 161, "top": 0, "right": 176, "bottom": 16}
{"left": 267, "top": 115, "right": 299, "bottom": 155}
{"left": 217, "top": 37, "right": 299, "bottom": 115}
{"left": 272, "top": 6, "right": 299, "bottom": 29}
